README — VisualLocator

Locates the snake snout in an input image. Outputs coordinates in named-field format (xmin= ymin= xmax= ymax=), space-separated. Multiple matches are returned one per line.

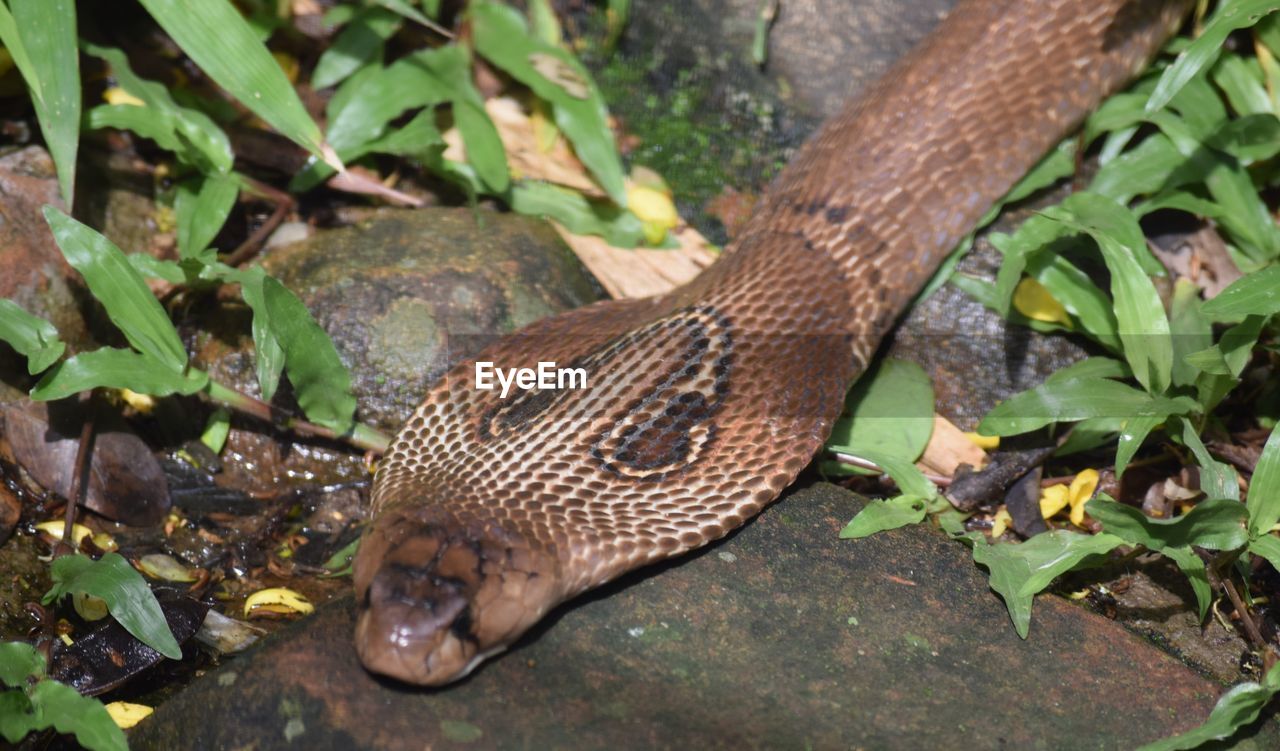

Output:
xmin=352 ymin=506 xmax=561 ymax=686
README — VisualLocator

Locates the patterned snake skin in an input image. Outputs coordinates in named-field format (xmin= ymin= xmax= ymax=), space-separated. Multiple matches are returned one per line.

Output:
xmin=353 ymin=0 xmax=1192 ymax=685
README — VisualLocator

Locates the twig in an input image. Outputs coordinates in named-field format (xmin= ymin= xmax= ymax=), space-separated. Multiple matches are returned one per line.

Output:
xmin=222 ymin=176 xmax=296 ymax=268
xmin=1222 ymin=576 xmax=1267 ymax=651
xmin=203 ymin=380 xmax=390 ymax=454
xmin=59 ymin=394 xmax=98 ymax=557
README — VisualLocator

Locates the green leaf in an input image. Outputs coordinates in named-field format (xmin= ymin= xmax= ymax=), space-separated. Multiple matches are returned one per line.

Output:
xmin=262 ymin=277 xmax=356 ymax=434
xmin=31 ymin=349 xmax=209 ymax=401
xmin=838 ymin=446 xmax=937 ymax=501
xmin=1169 ymin=280 xmax=1214 ymax=388
xmin=311 ymin=7 xmax=401 ymax=90
xmin=135 ymin=0 xmax=334 ymax=167
xmin=228 ymin=268 xmax=285 ymax=402
xmin=826 ymin=358 xmax=935 ymax=465
xmin=1039 ymin=194 xmax=1172 ymax=393
xmin=1201 ymin=266 xmax=1280 ymax=321
xmin=0 ymin=690 xmax=38 ymax=744
xmin=969 ymin=531 xmax=1125 ymax=638
xmin=1090 ymin=134 xmax=1184 ymax=204
xmin=200 ymin=407 xmax=232 ymax=454
xmin=471 ymin=1 xmax=625 ymax=204
xmin=0 ymin=301 xmax=65 ymax=375
xmin=979 ymin=376 xmax=1197 ymax=437
xmin=83 ymin=43 xmax=234 ymax=174
xmin=1247 ymin=427 xmax=1280 ymax=537
xmin=839 ymin=496 xmax=929 ymax=539
xmin=1248 ymin=533 xmax=1280 ymax=573
xmin=1087 ymin=495 xmax=1248 ymax=551
xmin=11 ymin=0 xmax=79 ymax=207
xmin=1136 ymin=666 xmax=1280 ymax=751
xmin=1176 ymin=417 xmax=1240 ymax=502
xmin=175 ymin=173 xmax=240 ymax=260
xmin=0 ymin=2 xmax=43 ymax=105
xmin=324 ymin=56 xmax=450 ymax=159
xmin=1115 ymin=415 xmax=1164 ymax=478
xmin=1162 ymin=546 xmax=1212 ymax=621
xmin=42 ymin=207 xmax=187 ymax=372
xmin=0 ymin=642 xmax=46 ymax=686
xmin=1146 ymin=0 xmax=1280 ymax=114
xmin=321 ymin=537 xmax=360 ymax=578
xmin=1213 ymin=54 xmax=1272 ymax=117
xmin=44 ymin=553 xmax=182 ymax=660
xmin=415 ymin=45 xmax=509 ymax=194
xmin=29 ymin=680 xmax=128 ymax=751
xmin=509 ymin=181 xmax=644 ymax=246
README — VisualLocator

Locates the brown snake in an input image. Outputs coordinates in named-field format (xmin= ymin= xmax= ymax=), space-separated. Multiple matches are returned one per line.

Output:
xmin=352 ymin=0 xmax=1192 ymax=685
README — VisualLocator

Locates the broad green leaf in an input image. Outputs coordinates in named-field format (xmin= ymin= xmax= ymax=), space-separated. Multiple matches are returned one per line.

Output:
xmin=1086 ymin=495 xmax=1248 ymax=551
xmin=227 ymin=267 xmax=285 ymax=402
xmin=1161 ymin=546 xmax=1212 ymax=621
xmin=1249 ymin=533 xmax=1280 ymax=573
xmin=0 ymin=690 xmax=37 ymax=744
xmin=83 ymin=43 xmax=233 ymax=174
xmin=1025 ymin=252 xmax=1121 ymax=351
xmin=1247 ymin=427 xmax=1280 ymax=536
xmin=470 ymin=1 xmax=626 ymax=204
xmin=1213 ymin=54 xmax=1272 ymax=117
xmin=42 ymin=207 xmax=187 ymax=372
xmin=262 ymin=277 xmax=356 ymax=434
xmin=30 ymin=348 xmax=209 ymax=401
xmin=510 ymin=181 xmax=644 ymax=247
xmin=414 ymin=45 xmax=509 ymax=194
xmin=1040 ymin=194 xmax=1172 ymax=393
xmin=358 ymin=108 xmax=445 ymax=160
xmin=11 ymin=0 xmax=79 ymax=207
xmin=1176 ymin=417 xmax=1241 ymax=502
xmin=1146 ymin=0 xmax=1280 ymax=114
xmin=1169 ymin=280 xmax=1213 ymax=389
xmin=0 ymin=642 xmax=46 ymax=686
xmin=1115 ymin=414 xmax=1164 ymax=478
xmin=969 ymin=530 xmax=1125 ymax=638
xmin=175 ymin=173 xmax=240 ymax=260
xmin=1201 ymin=266 xmax=1280 ymax=321
xmin=0 ymin=301 xmax=65 ymax=374
xmin=1056 ymin=415 xmax=1128 ymax=456
xmin=28 ymin=680 xmax=128 ymax=751
xmin=200 ymin=407 xmax=231 ymax=454
xmin=839 ymin=496 xmax=929 ymax=539
xmin=826 ymin=358 xmax=934 ymax=465
xmin=1090 ymin=134 xmax=1184 ymax=203
xmin=324 ymin=55 xmax=450 ymax=158
xmin=44 ymin=553 xmax=181 ymax=660
xmin=135 ymin=0 xmax=334 ymax=167
xmin=979 ymin=376 xmax=1196 ymax=436
xmin=311 ymin=7 xmax=401 ymax=90
xmin=1136 ymin=667 xmax=1280 ymax=751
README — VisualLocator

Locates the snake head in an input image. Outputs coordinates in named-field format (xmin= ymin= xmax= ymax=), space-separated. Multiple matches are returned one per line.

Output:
xmin=352 ymin=504 xmax=560 ymax=685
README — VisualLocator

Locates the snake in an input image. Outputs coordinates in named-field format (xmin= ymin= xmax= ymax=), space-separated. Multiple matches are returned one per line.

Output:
xmin=352 ymin=0 xmax=1192 ymax=685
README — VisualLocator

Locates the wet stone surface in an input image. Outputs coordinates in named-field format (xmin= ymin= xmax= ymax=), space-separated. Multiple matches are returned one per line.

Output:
xmin=130 ymin=482 xmax=1274 ymax=750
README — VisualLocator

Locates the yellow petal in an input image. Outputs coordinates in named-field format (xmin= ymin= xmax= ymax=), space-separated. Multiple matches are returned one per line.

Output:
xmin=1067 ymin=468 xmax=1100 ymax=527
xmin=627 ymin=185 xmax=679 ymax=245
xmin=1013 ymin=277 xmax=1072 ymax=326
xmin=244 ymin=587 xmax=314 ymax=618
xmin=105 ymin=701 xmax=153 ymax=729
xmin=104 ymin=87 xmax=145 ymax=107
xmin=35 ymin=520 xmax=93 ymax=547
xmin=1039 ymin=484 xmax=1070 ymax=519
xmin=73 ymin=591 xmax=109 ymax=621
xmin=990 ymin=508 xmax=1012 ymax=537
xmin=119 ymin=388 xmax=156 ymax=413
xmin=963 ymin=431 xmax=1000 ymax=450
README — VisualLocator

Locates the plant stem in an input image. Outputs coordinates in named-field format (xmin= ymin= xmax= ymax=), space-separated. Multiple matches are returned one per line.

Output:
xmin=203 ymin=379 xmax=391 ymax=454
xmin=1222 ymin=575 xmax=1267 ymax=650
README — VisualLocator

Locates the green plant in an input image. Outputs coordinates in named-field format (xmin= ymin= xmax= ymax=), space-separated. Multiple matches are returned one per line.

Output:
xmin=0 ymin=642 xmax=127 ymax=751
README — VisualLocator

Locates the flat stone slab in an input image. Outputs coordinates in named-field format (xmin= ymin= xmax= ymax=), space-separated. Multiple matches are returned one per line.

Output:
xmin=132 ymin=483 xmax=1275 ymax=749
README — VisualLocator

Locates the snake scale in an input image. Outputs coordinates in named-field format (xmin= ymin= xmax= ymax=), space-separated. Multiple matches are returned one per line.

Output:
xmin=352 ymin=0 xmax=1192 ymax=685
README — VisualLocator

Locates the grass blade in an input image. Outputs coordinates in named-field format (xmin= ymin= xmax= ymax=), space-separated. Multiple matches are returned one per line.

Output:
xmin=11 ymin=0 xmax=79 ymax=207
xmin=175 ymin=173 xmax=240 ymax=260
xmin=135 ymin=0 xmax=337 ymax=168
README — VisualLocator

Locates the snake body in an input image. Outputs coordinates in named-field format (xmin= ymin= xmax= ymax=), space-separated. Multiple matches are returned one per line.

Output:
xmin=353 ymin=0 xmax=1191 ymax=685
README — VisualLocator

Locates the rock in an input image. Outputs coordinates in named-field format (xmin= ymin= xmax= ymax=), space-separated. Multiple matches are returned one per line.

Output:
xmin=198 ymin=208 xmax=604 ymax=435
xmin=129 ymin=483 xmax=1271 ymax=750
